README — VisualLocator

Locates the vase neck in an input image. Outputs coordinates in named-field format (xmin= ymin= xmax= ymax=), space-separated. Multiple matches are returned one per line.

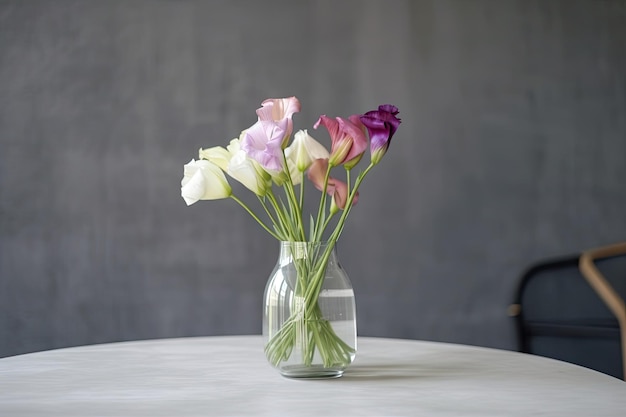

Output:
xmin=278 ymin=241 xmax=337 ymax=262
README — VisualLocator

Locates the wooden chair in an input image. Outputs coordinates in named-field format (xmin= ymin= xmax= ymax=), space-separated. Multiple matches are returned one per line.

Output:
xmin=510 ymin=242 xmax=626 ymax=380
xmin=579 ymin=242 xmax=626 ymax=380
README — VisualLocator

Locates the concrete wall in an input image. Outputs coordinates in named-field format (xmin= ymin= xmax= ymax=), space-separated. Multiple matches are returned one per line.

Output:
xmin=1 ymin=0 xmax=625 ymax=357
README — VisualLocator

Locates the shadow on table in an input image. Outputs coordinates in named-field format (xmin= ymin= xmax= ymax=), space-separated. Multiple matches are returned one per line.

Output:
xmin=342 ymin=360 xmax=484 ymax=382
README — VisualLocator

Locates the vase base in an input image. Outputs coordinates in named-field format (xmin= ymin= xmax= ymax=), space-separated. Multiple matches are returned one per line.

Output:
xmin=279 ymin=365 xmax=345 ymax=379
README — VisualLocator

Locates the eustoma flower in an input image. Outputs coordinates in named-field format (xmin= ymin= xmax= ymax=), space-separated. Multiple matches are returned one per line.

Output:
xmin=307 ymin=158 xmax=358 ymax=210
xmin=359 ymin=104 xmax=402 ymax=165
xmin=240 ymin=121 xmax=288 ymax=172
xmin=200 ymin=138 xmax=271 ymax=196
xmin=256 ymin=97 xmax=301 ymax=142
xmin=285 ymin=129 xmax=330 ymax=176
xmin=180 ymin=159 xmax=232 ymax=205
xmin=314 ymin=114 xmax=368 ymax=169
xmin=241 ymin=97 xmax=301 ymax=171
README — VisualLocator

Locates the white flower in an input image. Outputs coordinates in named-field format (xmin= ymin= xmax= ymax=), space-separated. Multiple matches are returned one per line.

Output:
xmin=181 ymin=159 xmax=232 ymax=205
xmin=227 ymin=149 xmax=271 ymax=196
xmin=200 ymin=137 xmax=271 ymax=196
xmin=198 ymin=146 xmax=230 ymax=171
xmin=285 ymin=130 xmax=330 ymax=173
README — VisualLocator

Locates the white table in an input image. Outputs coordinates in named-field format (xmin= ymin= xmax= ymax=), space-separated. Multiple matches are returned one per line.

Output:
xmin=1 ymin=336 xmax=625 ymax=416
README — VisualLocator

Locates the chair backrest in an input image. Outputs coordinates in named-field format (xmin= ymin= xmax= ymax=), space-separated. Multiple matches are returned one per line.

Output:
xmin=579 ymin=242 xmax=626 ymax=379
xmin=510 ymin=242 xmax=626 ymax=380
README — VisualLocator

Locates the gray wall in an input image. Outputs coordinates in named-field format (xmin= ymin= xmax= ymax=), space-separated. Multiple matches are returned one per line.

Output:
xmin=1 ymin=0 xmax=625 ymax=358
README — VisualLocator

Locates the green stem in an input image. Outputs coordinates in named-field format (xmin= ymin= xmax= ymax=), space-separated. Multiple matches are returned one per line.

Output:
xmin=258 ymin=196 xmax=287 ymax=240
xmin=281 ymin=153 xmax=306 ymax=241
xmin=318 ymin=211 xmax=336 ymax=239
xmin=264 ymin=164 xmax=378 ymax=370
xmin=327 ymin=163 xmax=375 ymax=243
xmin=299 ymin=172 xmax=305 ymax=215
xmin=230 ymin=195 xmax=281 ymax=240
xmin=313 ymin=164 xmax=332 ymax=241
xmin=266 ymin=190 xmax=296 ymax=240
xmin=301 ymin=164 xmax=376 ymax=316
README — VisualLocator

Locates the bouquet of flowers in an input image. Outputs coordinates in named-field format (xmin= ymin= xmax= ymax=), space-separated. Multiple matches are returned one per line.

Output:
xmin=181 ymin=97 xmax=401 ymax=372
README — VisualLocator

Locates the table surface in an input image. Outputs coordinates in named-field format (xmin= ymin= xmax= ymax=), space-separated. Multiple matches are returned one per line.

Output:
xmin=1 ymin=335 xmax=625 ymax=417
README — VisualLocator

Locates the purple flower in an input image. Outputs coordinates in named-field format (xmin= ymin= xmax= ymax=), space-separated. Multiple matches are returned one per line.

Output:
xmin=241 ymin=120 xmax=287 ymax=172
xmin=360 ymin=104 xmax=401 ymax=165
xmin=241 ymin=97 xmax=302 ymax=172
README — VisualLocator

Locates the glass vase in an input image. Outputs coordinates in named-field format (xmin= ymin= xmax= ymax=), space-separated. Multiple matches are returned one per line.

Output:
xmin=262 ymin=241 xmax=357 ymax=378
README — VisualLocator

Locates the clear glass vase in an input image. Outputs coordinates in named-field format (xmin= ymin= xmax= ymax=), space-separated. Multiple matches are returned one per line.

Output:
xmin=262 ymin=241 xmax=357 ymax=378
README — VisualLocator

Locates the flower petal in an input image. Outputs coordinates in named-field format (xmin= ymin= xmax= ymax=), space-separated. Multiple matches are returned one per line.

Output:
xmin=257 ymin=97 xmax=301 ymax=137
xmin=241 ymin=120 xmax=286 ymax=172
xmin=227 ymin=150 xmax=269 ymax=196
xmin=306 ymin=158 xmax=358 ymax=210
xmin=315 ymin=114 xmax=367 ymax=167
xmin=285 ymin=129 xmax=330 ymax=172
xmin=306 ymin=158 xmax=330 ymax=193
xmin=199 ymin=146 xmax=231 ymax=171
xmin=181 ymin=159 xmax=232 ymax=205
xmin=360 ymin=104 xmax=402 ymax=164
xmin=227 ymin=137 xmax=243 ymax=154
xmin=330 ymin=179 xmax=359 ymax=210
xmin=339 ymin=115 xmax=368 ymax=166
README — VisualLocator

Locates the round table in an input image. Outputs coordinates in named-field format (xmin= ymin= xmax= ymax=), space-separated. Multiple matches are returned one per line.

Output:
xmin=0 ymin=336 xmax=624 ymax=416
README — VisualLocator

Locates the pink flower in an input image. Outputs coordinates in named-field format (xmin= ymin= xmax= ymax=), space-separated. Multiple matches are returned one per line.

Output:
xmin=256 ymin=97 xmax=301 ymax=146
xmin=307 ymin=158 xmax=359 ymax=210
xmin=314 ymin=115 xmax=368 ymax=168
